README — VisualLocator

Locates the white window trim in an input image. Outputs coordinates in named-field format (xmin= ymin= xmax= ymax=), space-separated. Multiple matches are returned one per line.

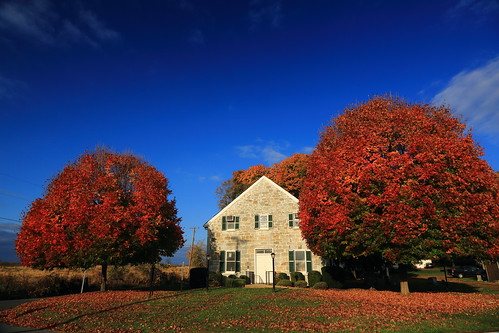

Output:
xmin=293 ymin=250 xmax=307 ymax=273
xmin=259 ymin=214 xmax=269 ymax=230
xmin=290 ymin=213 xmax=300 ymax=228
xmin=225 ymin=250 xmax=237 ymax=273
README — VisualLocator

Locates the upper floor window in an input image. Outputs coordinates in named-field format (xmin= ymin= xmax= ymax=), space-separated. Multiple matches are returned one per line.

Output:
xmin=288 ymin=213 xmax=300 ymax=228
xmin=222 ymin=216 xmax=239 ymax=230
xmin=255 ymin=214 xmax=273 ymax=229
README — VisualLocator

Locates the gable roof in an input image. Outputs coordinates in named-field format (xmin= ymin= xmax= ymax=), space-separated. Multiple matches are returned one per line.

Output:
xmin=204 ymin=176 xmax=298 ymax=228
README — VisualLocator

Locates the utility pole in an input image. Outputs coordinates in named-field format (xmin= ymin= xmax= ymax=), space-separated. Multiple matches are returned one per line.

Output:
xmin=188 ymin=227 xmax=199 ymax=272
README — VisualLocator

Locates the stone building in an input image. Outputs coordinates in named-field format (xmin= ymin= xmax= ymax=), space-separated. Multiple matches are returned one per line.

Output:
xmin=204 ymin=176 xmax=322 ymax=283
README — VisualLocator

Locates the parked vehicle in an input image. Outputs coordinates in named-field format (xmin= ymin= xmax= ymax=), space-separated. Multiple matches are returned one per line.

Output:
xmin=449 ymin=266 xmax=486 ymax=279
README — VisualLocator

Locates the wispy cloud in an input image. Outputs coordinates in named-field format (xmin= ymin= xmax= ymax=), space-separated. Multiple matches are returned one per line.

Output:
xmin=0 ymin=188 xmax=30 ymax=200
xmin=432 ymin=56 xmax=499 ymax=138
xmin=0 ymin=74 xmax=27 ymax=100
xmin=0 ymin=0 xmax=121 ymax=48
xmin=301 ymin=147 xmax=314 ymax=154
xmin=236 ymin=140 xmax=288 ymax=165
xmin=249 ymin=0 xmax=283 ymax=31
xmin=444 ymin=0 xmax=499 ymax=25
xmin=78 ymin=9 xmax=121 ymax=43
xmin=188 ymin=29 xmax=205 ymax=45
xmin=0 ymin=223 xmax=20 ymax=234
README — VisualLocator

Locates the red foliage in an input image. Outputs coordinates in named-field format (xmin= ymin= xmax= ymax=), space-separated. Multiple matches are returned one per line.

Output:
xmin=300 ymin=96 xmax=499 ymax=263
xmin=16 ymin=148 xmax=184 ymax=271
xmin=216 ymin=153 xmax=310 ymax=208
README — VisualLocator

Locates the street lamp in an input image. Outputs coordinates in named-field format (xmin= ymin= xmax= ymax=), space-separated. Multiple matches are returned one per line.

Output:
xmin=206 ymin=254 xmax=211 ymax=291
xmin=271 ymin=252 xmax=276 ymax=292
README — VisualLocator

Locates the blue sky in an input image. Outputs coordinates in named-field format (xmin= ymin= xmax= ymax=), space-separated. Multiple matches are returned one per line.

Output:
xmin=1 ymin=0 xmax=498 ymax=264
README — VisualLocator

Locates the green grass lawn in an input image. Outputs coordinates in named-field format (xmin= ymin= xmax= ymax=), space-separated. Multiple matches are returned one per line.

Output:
xmin=1 ymin=286 xmax=498 ymax=332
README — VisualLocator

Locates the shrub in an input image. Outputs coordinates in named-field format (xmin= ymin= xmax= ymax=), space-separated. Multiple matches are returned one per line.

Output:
xmin=228 ymin=274 xmax=237 ymax=279
xmin=276 ymin=279 xmax=292 ymax=287
xmin=294 ymin=280 xmax=308 ymax=288
xmin=276 ymin=272 xmax=289 ymax=282
xmin=313 ymin=281 xmax=328 ymax=290
xmin=239 ymin=275 xmax=250 ymax=284
xmin=308 ymin=270 xmax=322 ymax=287
xmin=189 ymin=267 xmax=208 ymax=289
xmin=321 ymin=267 xmax=344 ymax=289
xmin=290 ymin=271 xmax=305 ymax=282
xmin=209 ymin=272 xmax=223 ymax=287
xmin=224 ymin=278 xmax=245 ymax=288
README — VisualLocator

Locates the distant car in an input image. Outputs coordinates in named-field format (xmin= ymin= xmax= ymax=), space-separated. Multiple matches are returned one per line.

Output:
xmin=424 ymin=262 xmax=434 ymax=269
xmin=449 ymin=266 xmax=486 ymax=279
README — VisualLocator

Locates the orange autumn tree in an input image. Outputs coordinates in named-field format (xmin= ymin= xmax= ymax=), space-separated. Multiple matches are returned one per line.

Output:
xmin=216 ymin=154 xmax=310 ymax=209
xmin=299 ymin=96 xmax=499 ymax=292
xmin=16 ymin=148 xmax=184 ymax=291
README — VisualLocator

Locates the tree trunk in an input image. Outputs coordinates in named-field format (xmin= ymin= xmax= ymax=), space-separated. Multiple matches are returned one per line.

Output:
xmin=149 ymin=263 xmax=156 ymax=298
xmin=399 ymin=264 xmax=410 ymax=295
xmin=81 ymin=269 xmax=87 ymax=293
xmin=100 ymin=263 xmax=108 ymax=292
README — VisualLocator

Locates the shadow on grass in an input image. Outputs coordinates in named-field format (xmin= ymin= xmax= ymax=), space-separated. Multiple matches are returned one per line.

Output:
xmin=32 ymin=291 xmax=188 ymax=333
xmin=343 ymin=277 xmax=481 ymax=293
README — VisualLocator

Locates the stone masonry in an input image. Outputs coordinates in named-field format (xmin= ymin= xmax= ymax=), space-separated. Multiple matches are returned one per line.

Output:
xmin=204 ymin=176 xmax=322 ymax=279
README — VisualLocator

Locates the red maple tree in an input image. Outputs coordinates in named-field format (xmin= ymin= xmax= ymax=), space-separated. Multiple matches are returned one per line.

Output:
xmin=299 ymin=96 xmax=498 ymax=286
xmin=216 ymin=154 xmax=310 ymax=208
xmin=16 ymin=148 xmax=184 ymax=290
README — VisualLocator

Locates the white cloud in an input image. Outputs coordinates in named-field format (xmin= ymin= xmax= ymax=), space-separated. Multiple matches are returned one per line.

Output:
xmin=0 ymin=0 xmax=56 ymax=45
xmin=432 ymin=56 xmax=499 ymax=138
xmin=249 ymin=0 xmax=283 ymax=31
xmin=78 ymin=9 xmax=121 ymax=42
xmin=0 ymin=0 xmax=121 ymax=47
xmin=445 ymin=0 xmax=499 ymax=24
xmin=236 ymin=141 xmax=288 ymax=165
xmin=188 ymin=29 xmax=205 ymax=45
xmin=0 ymin=74 xmax=27 ymax=100
xmin=301 ymin=146 xmax=314 ymax=154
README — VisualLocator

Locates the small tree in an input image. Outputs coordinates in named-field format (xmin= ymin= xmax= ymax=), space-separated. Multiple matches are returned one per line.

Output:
xmin=300 ymin=96 xmax=499 ymax=294
xmin=187 ymin=241 xmax=207 ymax=268
xmin=16 ymin=147 xmax=185 ymax=291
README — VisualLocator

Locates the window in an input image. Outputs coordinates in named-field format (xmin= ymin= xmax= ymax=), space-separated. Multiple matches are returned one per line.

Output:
xmin=255 ymin=214 xmax=273 ymax=229
xmin=226 ymin=251 xmax=237 ymax=272
xmin=288 ymin=250 xmax=312 ymax=273
xmin=288 ymin=213 xmax=300 ymax=228
xmin=219 ymin=250 xmax=240 ymax=273
xmin=222 ymin=216 xmax=239 ymax=230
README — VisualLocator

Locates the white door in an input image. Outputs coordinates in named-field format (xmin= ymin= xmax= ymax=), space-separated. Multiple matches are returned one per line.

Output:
xmin=255 ymin=249 xmax=273 ymax=284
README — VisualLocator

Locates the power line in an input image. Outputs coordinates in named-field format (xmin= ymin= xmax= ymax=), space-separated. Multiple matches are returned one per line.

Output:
xmin=0 ymin=216 xmax=21 ymax=223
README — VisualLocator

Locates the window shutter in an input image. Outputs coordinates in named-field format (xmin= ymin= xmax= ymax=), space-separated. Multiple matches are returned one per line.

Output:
xmin=268 ymin=215 xmax=273 ymax=228
xmin=222 ymin=216 xmax=226 ymax=231
xmin=306 ymin=251 xmax=312 ymax=272
xmin=235 ymin=250 xmax=241 ymax=272
xmin=219 ymin=251 xmax=226 ymax=273
xmin=235 ymin=216 xmax=240 ymax=229
xmin=288 ymin=250 xmax=295 ymax=273
xmin=288 ymin=214 xmax=293 ymax=227
xmin=254 ymin=215 xmax=259 ymax=229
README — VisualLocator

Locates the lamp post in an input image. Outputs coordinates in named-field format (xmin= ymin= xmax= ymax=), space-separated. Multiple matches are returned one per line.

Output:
xmin=206 ymin=254 xmax=211 ymax=291
xmin=271 ymin=252 xmax=276 ymax=292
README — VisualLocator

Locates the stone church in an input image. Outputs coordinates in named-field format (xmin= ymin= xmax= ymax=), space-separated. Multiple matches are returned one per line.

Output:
xmin=204 ymin=176 xmax=322 ymax=283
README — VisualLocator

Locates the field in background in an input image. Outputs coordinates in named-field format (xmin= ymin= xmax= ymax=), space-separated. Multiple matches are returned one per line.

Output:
xmin=0 ymin=262 xmax=189 ymax=299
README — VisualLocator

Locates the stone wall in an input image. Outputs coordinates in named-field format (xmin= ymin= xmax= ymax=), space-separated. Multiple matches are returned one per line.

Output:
xmin=205 ymin=177 xmax=322 ymax=278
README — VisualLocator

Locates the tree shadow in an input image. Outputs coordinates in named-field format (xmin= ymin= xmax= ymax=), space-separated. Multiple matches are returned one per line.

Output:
xmin=35 ymin=291 xmax=188 ymax=332
xmin=343 ymin=277 xmax=481 ymax=293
